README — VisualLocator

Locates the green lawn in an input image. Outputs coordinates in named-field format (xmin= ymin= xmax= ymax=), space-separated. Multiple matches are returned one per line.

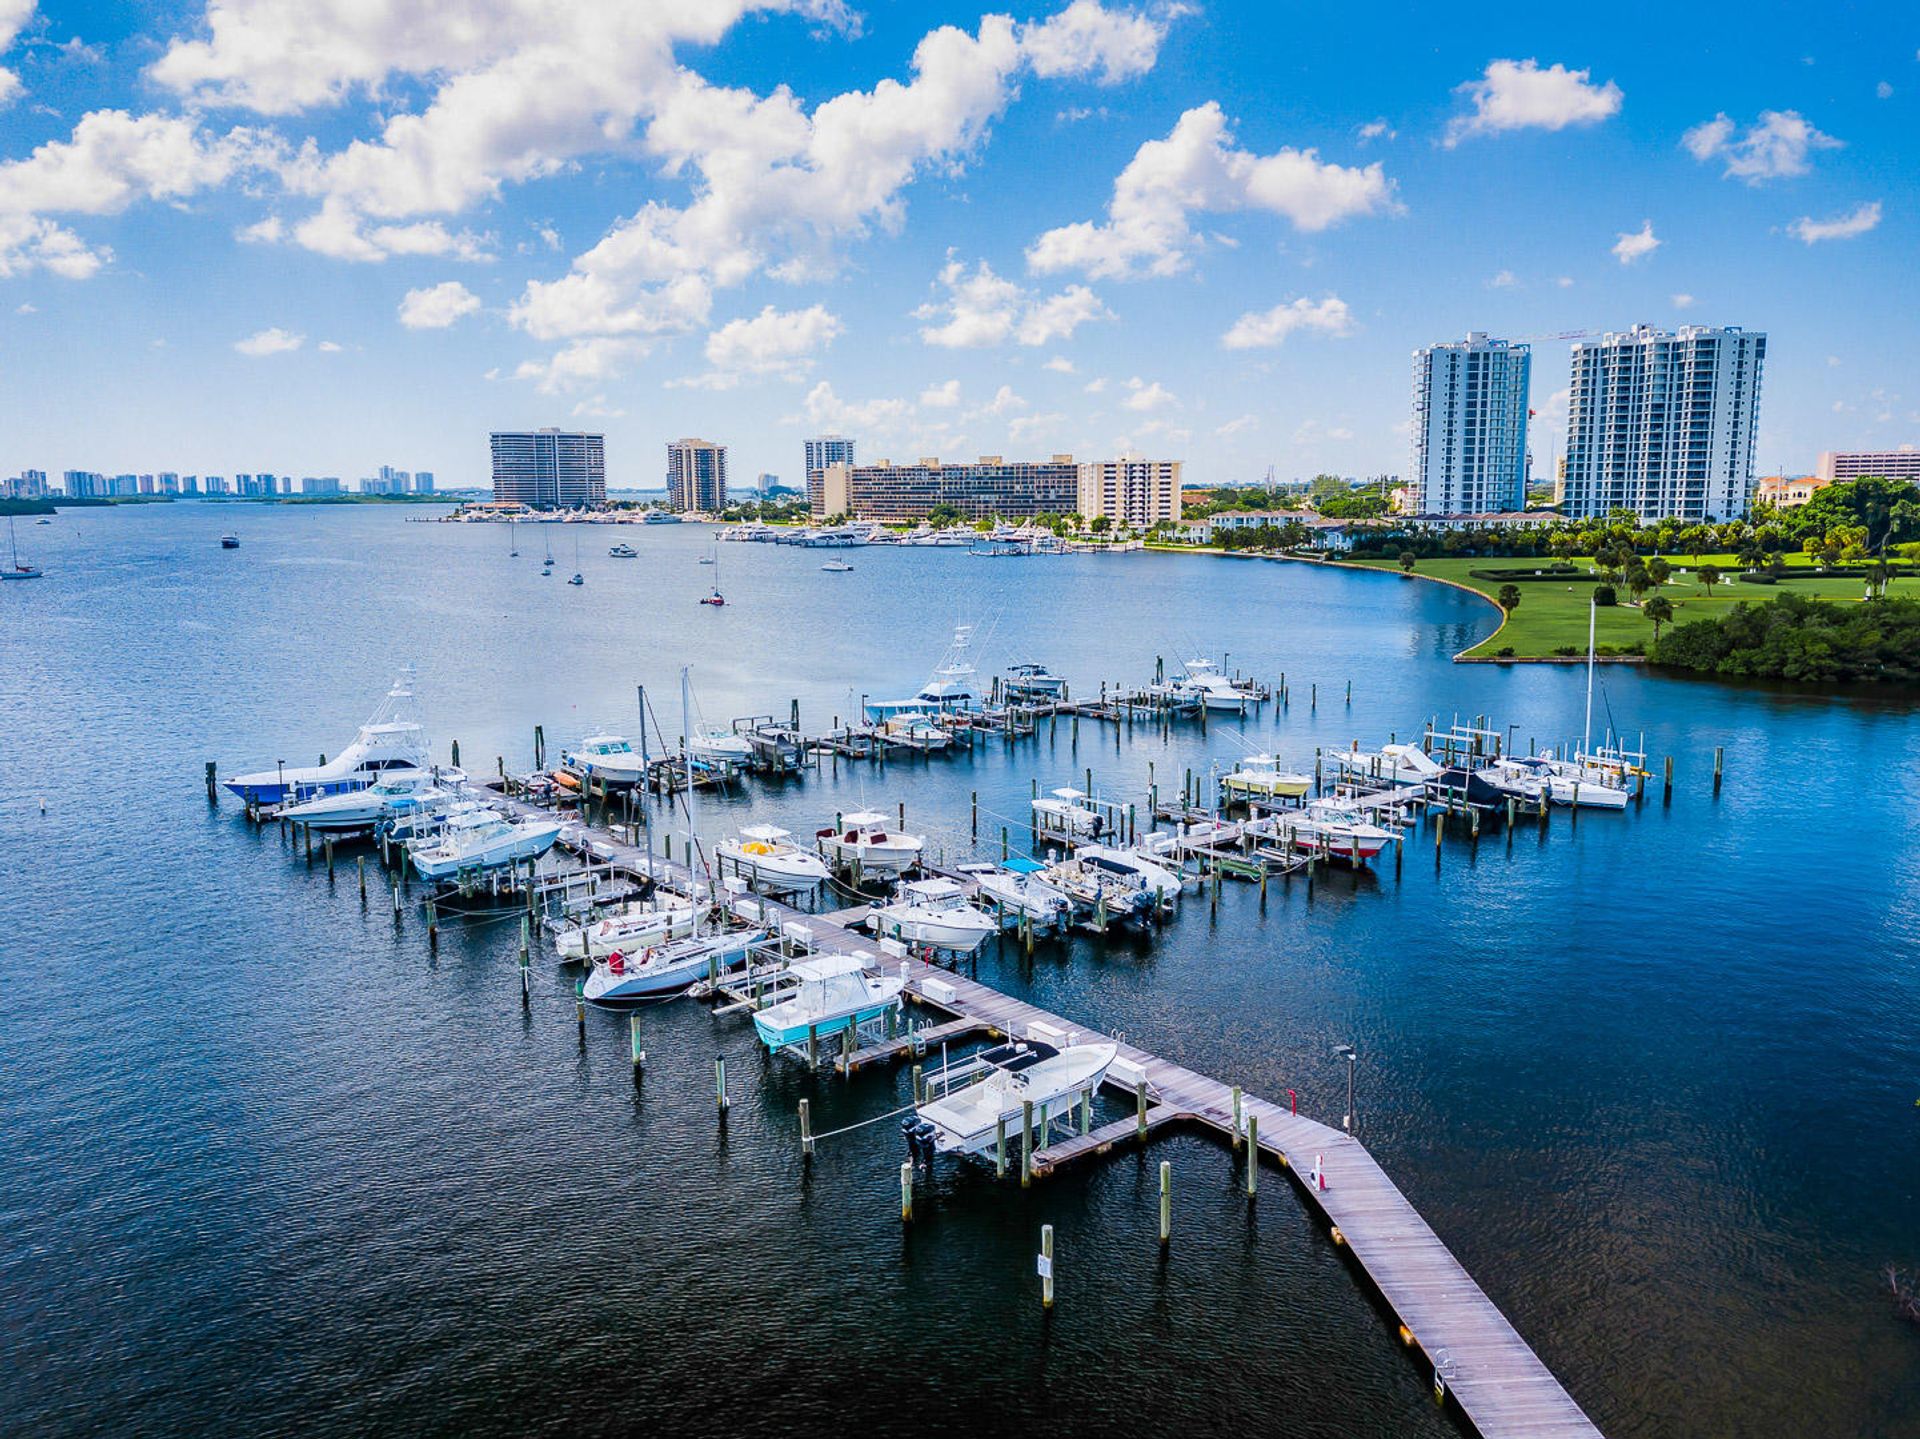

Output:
xmin=1344 ymin=554 xmax=1920 ymax=660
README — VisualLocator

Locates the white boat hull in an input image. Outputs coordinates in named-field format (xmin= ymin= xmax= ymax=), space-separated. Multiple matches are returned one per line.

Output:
xmin=555 ymin=905 xmax=696 ymax=960
xmin=870 ymin=907 xmax=996 ymax=953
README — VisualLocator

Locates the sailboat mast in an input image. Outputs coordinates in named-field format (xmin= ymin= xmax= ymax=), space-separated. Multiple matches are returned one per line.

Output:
xmin=1582 ymin=598 xmax=1596 ymax=755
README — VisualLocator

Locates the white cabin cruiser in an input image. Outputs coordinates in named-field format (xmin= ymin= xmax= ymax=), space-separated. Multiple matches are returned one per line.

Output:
xmin=410 ymin=808 xmax=563 ymax=879
xmin=553 ymin=901 xmax=698 ymax=961
xmin=686 ymin=726 xmax=753 ymax=763
xmin=909 ymin=1039 xmax=1118 ymax=1157
xmin=561 ymin=732 xmax=647 ymax=788
xmin=868 ymin=622 xmax=980 ymax=718
xmin=1031 ymin=787 xmax=1107 ymax=840
xmin=225 ymin=672 xmax=433 ymax=805
xmin=814 ymin=812 xmax=924 ymax=875
xmin=1262 ymin=800 xmax=1395 ymax=863
xmin=870 ymin=877 xmax=997 ymax=952
xmin=878 ymin=714 xmax=953 ymax=751
xmin=583 ymin=928 xmax=767 ymax=1004
xmin=1039 ymin=854 xmax=1156 ymax=921
xmin=1002 ymin=662 xmax=1067 ymax=698
xmin=280 ymin=770 xmax=464 ymax=832
xmin=752 ymin=956 xmax=906 ymax=1049
xmin=1221 ymin=753 xmax=1311 ymax=802
xmin=717 ymin=825 xmax=830 ymax=887
xmin=1178 ymin=658 xmax=1251 ymax=713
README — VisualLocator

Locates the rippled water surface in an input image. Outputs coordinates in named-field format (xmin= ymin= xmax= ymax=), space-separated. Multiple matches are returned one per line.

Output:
xmin=3 ymin=503 xmax=1918 ymax=1437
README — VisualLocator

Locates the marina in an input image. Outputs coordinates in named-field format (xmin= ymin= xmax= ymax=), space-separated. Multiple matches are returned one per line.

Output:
xmin=8 ymin=507 xmax=1917 ymax=1439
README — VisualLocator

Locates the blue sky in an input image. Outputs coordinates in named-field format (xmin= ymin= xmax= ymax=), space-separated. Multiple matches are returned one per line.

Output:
xmin=0 ymin=0 xmax=1913 ymax=489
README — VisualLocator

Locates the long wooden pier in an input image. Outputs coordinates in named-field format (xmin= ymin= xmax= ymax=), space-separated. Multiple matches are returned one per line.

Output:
xmin=481 ymin=784 xmax=1602 ymax=1439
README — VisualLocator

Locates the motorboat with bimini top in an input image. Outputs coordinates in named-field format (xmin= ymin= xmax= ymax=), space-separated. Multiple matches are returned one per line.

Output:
xmin=752 ymin=955 xmax=906 ymax=1049
xmin=409 ymin=807 xmax=563 ymax=879
xmin=1221 ymin=753 xmax=1311 ymax=802
xmin=878 ymin=713 xmax=952 ymax=751
xmin=224 ymin=671 xmax=433 ymax=805
xmin=1031 ymin=787 xmax=1107 ymax=839
xmin=716 ymin=825 xmax=829 ymax=887
xmin=1071 ymin=845 xmax=1182 ymax=906
xmin=561 ymin=732 xmax=647 ymax=788
xmin=971 ymin=857 xmax=1071 ymax=927
xmin=814 ymin=811 xmax=925 ymax=875
xmin=869 ymin=876 xmax=997 ymax=952
xmin=687 ymin=726 xmax=753 ymax=763
xmin=553 ymin=900 xmax=698 ymax=961
xmin=1001 ymin=661 xmax=1067 ymax=698
xmin=908 ymin=1039 xmax=1118 ymax=1157
xmin=279 ymin=770 xmax=465 ymax=832
xmin=1258 ymin=799 xmax=1396 ymax=863
xmin=867 ymin=621 xmax=981 ymax=719
xmin=583 ymin=927 xmax=769 ymax=1004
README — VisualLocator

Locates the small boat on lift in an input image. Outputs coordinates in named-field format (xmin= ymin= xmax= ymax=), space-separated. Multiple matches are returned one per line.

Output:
xmin=971 ymin=857 xmax=1071 ymax=927
xmin=1002 ymin=661 xmax=1066 ymax=698
xmin=409 ymin=807 xmax=563 ymax=879
xmin=1031 ymin=787 xmax=1107 ymax=839
xmin=908 ymin=1039 xmax=1118 ymax=1157
xmin=583 ymin=928 xmax=769 ymax=1005
xmin=716 ymin=824 xmax=829 ymax=888
xmin=751 ymin=955 xmax=906 ymax=1049
xmin=554 ymin=901 xmax=698 ymax=962
xmin=1221 ymin=753 xmax=1312 ymax=802
xmin=869 ymin=877 xmax=997 ymax=952
xmin=561 ymin=732 xmax=647 ymax=788
xmin=280 ymin=770 xmax=463 ymax=832
xmin=814 ymin=811 xmax=924 ymax=875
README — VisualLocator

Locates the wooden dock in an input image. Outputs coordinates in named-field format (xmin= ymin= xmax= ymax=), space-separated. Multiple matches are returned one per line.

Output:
xmin=478 ymin=784 xmax=1603 ymax=1439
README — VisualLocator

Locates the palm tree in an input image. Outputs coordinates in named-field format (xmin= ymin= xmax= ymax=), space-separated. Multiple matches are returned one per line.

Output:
xmin=1496 ymin=584 xmax=1522 ymax=615
xmin=1698 ymin=563 xmax=1721 ymax=591
xmin=1648 ymin=556 xmax=1671 ymax=588
xmin=1644 ymin=595 xmax=1673 ymax=641
xmin=1398 ymin=550 xmax=1417 ymax=573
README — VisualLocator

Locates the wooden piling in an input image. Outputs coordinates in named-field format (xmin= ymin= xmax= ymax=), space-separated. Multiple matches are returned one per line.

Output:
xmin=996 ymin=1113 xmax=1007 ymax=1177
xmin=1231 ymin=1086 xmax=1243 ymax=1148
xmin=1135 ymin=1077 xmax=1148 ymax=1139
xmin=324 ymin=837 xmax=334 ymax=879
xmin=1040 ymin=1223 xmax=1055 ymax=1310
xmin=630 ymin=1015 xmax=645 ymax=1074
xmin=901 ymin=1160 xmax=914 ymax=1223
xmin=1245 ymin=1113 xmax=1259 ymax=1198
xmin=1663 ymin=754 xmax=1674 ymax=803
xmin=1713 ymin=746 xmax=1724 ymax=795
xmin=426 ymin=896 xmax=438 ymax=949
xmin=1021 ymin=1098 xmax=1034 ymax=1187
xmin=1159 ymin=1160 xmax=1171 ymax=1247
xmin=357 ymin=854 xmax=366 ymax=899
xmin=799 ymin=1098 xmax=813 ymax=1158
xmin=715 ymin=1055 xmax=729 ymax=1112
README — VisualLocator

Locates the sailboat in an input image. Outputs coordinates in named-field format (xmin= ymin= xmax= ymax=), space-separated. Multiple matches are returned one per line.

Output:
xmin=509 ymin=518 xmax=518 ymax=557
xmin=568 ymin=533 xmax=584 ymax=585
xmin=542 ymin=528 xmax=555 ymax=575
xmin=700 ymin=551 xmax=725 ymax=606
xmin=5 ymin=516 xmax=42 ymax=580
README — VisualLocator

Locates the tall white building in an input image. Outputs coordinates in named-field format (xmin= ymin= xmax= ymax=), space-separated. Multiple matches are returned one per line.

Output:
xmin=1562 ymin=324 xmax=1766 ymax=522
xmin=1075 ymin=455 xmax=1182 ymax=527
xmin=666 ymin=437 xmax=727 ymax=512
xmin=1411 ymin=332 xmax=1530 ymax=515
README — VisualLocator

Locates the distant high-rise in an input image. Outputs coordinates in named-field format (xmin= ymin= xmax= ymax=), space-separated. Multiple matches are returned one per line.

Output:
xmin=804 ymin=434 xmax=855 ymax=512
xmin=413 ymin=470 xmax=435 ymax=493
xmin=1816 ymin=448 xmax=1920 ymax=484
xmin=1075 ymin=456 xmax=1183 ymax=527
xmin=6 ymin=469 xmax=48 ymax=499
xmin=491 ymin=429 xmax=607 ymax=509
xmin=1411 ymin=332 xmax=1531 ymax=516
xmin=666 ymin=438 xmax=727 ymax=512
xmin=755 ymin=472 xmax=777 ymax=495
xmin=1562 ymin=324 xmax=1765 ymax=522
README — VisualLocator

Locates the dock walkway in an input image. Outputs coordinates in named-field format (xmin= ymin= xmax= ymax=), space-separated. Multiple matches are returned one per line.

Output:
xmin=483 ymin=784 xmax=1602 ymax=1439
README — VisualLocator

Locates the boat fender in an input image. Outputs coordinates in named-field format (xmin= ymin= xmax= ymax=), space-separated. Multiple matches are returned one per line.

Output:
xmin=609 ymin=951 xmax=625 ymax=975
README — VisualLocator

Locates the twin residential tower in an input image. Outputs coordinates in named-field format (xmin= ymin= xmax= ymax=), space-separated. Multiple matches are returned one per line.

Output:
xmin=1412 ymin=324 xmax=1766 ymax=522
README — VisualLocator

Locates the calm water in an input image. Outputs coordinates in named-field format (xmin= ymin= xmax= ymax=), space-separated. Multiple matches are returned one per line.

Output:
xmin=3 ymin=503 xmax=1918 ymax=1437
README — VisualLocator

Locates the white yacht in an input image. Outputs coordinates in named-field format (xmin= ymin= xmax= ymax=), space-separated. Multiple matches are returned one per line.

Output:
xmin=560 ymin=732 xmax=647 ymax=788
xmin=608 ymin=542 xmax=637 ymax=558
xmin=686 ymin=726 xmax=753 ymax=764
xmin=1001 ymin=662 xmax=1067 ymax=698
xmin=553 ymin=901 xmax=698 ymax=961
xmin=582 ymin=928 xmax=767 ymax=1004
xmin=971 ymin=858 xmax=1071 ymax=927
xmin=870 ymin=877 xmax=997 ymax=952
xmin=409 ymin=808 xmax=563 ymax=879
xmin=1031 ymin=787 xmax=1107 ymax=840
xmin=868 ymin=622 xmax=980 ymax=718
xmin=280 ymin=770 xmax=464 ymax=832
xmin=716 ymin=825 xmax=830 ymax=888
xmin=910 ymin=1039 xmax=1119 ymax=1157
xmin=225 ymin=671 xmax=433 ymax=806
xmin=1260 ymin=799 xmax=1396 ymax=863
xmin=1221 ymin=753 xmax=1312 ymax=802
xmin=879 ymin=714 xmax=952 ymax=751
xmin=821 ymin=559 xmax=854 ymax=573
xmin=752 ymin=956 xmax=906 ymax=1049
xmin=1178 ymin=658 xmax=1251 ymax=713
xmin=814 ymin=811 xmax=924 ymax=875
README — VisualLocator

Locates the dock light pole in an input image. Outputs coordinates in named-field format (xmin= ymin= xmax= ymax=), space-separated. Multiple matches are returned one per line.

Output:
xmin=1334 ymin=1044 xmax=1357 ymax=1134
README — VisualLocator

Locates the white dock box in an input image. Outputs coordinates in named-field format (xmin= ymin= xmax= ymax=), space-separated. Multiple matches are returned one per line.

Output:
xmin=1027 ymin=1020 xmax=1069 ymax=1046
xmin=878 ymin=937 xmax=909 ymax=959
xmin=921 ymin=977 xmax=958 ymax=1006
xmin=781 ymin=921 xmax=814 ymax=951
xmin=1108 ymin=1055 xmax=1148 ymax=1090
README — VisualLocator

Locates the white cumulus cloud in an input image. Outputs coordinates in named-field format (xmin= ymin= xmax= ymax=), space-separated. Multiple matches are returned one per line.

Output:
xmin=1682 ymin=109 xmax=1840 ymax=183
xmin=1121 ymin=376 xmax=1175 ymax=411
xmin=1612 ymin=219 xmax=1660 ymax=264
xmin=1788 ymin=201 xmax=1881 ymax=244
xmin=919 ymin=378 xmax=962 ymax=408
xmin=1220 ymin=294 xmax=1353 ymax=349
xmin=234 ymin=326 xmax=304 ymax=356
xmin=1445 ymin=59 xmax=1621 ymax=145
xmin=675 ymin=302 xmax=843 ymax=388
xmin=1018 ymin=0 xmax=1175 ymax=84
xmin=1027 ymin=101 xmax=1395 ymax=279
xmin=398 ymin=280 xmax=482 ymax=329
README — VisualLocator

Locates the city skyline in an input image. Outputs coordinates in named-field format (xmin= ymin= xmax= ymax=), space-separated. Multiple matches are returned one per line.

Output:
xmin=0 ymin=3 xmax=1913 ymax=487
